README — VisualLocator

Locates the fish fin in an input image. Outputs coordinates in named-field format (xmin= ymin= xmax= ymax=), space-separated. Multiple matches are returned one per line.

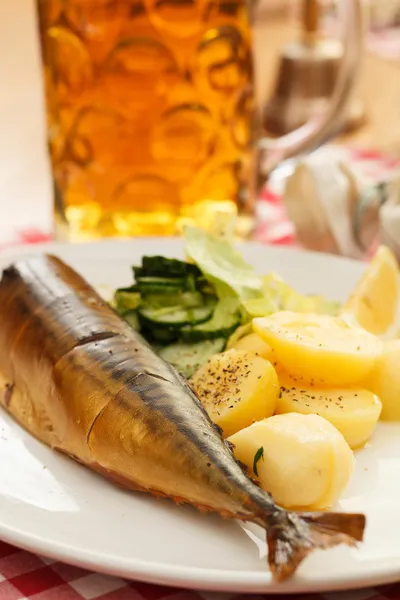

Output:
xmin=267 ymin=511 xmax=365 ymax=582
xmin=299 ymin=511 xmax=365 ymax=543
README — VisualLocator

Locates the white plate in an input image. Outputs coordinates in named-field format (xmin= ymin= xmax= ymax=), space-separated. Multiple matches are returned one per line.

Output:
xmin=0 ymin=239 xmax=399 ymax=594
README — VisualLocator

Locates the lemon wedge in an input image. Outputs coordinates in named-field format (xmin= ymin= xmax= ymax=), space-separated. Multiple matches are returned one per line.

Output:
xmin=342 ymin=246 xmax=400 ymax=339
xmin=253 ymin=311 xmax=381 ymax=386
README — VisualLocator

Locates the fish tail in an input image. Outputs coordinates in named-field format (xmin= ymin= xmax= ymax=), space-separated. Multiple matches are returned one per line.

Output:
xmin=266 ymin=510 xmax=366 ymax=582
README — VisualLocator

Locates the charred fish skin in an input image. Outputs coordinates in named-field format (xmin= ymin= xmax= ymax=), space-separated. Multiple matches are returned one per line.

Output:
xmin=0 ymin=255 xmax=365 ymax=581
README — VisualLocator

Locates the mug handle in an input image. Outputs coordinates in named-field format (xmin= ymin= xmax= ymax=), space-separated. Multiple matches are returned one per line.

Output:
xmin=257 ymin=0 xmax=364 ymax=177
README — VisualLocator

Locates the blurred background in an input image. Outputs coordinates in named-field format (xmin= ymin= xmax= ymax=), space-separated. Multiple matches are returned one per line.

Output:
xmin=0 ymin=0 xmax=399 ymax=254
xmin=254 ymin=0 xmax=400 ymax=150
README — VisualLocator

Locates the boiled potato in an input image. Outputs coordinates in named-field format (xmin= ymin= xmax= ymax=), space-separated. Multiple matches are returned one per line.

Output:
xmin=253 ymin=311 xmax=381 ymax=386
xmin=277 ymin=374 xmax=382 ymax=449
xmin=369 ymin=340 xmax=400 ymax=420
xmin=228 ymin=413 xmax=354 ymax=510
xmin=191 ymin=349 xmax=279 ymax=437
xmin=229 ymin=332 xmax=276 ymax=362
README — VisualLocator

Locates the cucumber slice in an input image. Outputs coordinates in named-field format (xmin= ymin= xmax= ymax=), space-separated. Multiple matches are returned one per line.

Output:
xmin=180 ymin=299 xmax=241 ymax=342
xmin=196 ymin=277 xmax=215 ymax=296
xmin=141 ymin=293 xmax=184 ymax=309
xmin=159 ymin=338 xmax=226 ymax=378
xmin=137 ymin=275 xmax=203 ymax=296
xmin=144 ymin=327 xmax=178 ymax=345
xmin=121 ymin=310 xmax=140 ymax=331
xmin=138 ymin=298 xmax=215 ymax=329
xmin=133 ymin=256 xmax=201 ymax=279
xmin=136 ymin=276 xmax=186 ymax=296
xmin=143 ymin=291 xmax=206 ymax=310
xmin=114 ymin=287 xmax=141 ymax=312
xmin=181 ymin=291 xmax=205 ymax=308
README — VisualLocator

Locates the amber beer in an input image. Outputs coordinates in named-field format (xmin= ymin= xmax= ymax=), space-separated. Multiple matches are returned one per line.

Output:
xmin=36 ymin=0 xmax=255 ymax=239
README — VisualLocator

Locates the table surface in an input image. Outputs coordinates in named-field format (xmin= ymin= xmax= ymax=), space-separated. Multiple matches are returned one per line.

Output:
xmin=0 ymin=2 xmax=400 ymax=599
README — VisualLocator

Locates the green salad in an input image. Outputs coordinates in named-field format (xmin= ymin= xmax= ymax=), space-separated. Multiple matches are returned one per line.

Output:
xmin=113 ymin=226 xmax=341 ymax=378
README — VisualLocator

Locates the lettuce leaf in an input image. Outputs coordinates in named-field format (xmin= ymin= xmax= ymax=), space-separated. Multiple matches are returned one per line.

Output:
xmin=184 ymin=226 xmax=263 ymax=301
xmin=241 ymin=272 xmax=342 ymax=319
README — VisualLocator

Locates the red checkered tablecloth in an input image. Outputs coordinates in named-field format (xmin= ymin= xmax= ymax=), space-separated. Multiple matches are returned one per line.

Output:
xmin=0 ymin=146 xmax=399 ymax=599
xmin=0 ymin=543 xmax=399 ymax=600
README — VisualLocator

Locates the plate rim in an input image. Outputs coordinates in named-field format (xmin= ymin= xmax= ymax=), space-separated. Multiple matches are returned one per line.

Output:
xmin=0 ymin=238 xmax=398 ymax=594
xmin=1 ymin=517 xmax=399 ymax=595
xmin=0 ymin=237 xmax=365 ymax=272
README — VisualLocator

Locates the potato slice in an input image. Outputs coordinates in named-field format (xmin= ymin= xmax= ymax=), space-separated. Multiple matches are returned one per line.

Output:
xmin=369 ymin=340 xmax=400 ymax=420
xmin=253 ymin=311 xmax=381 ymax=386
xmin=229 ymin=332 xmax=276 ymax=362
xmin=191 ymin=349 xmax=279 ymax=437
xmin=277 ymin=374 xmax=382 ymax=449
xmin=228 ymin=413 xmax=354 ymax=510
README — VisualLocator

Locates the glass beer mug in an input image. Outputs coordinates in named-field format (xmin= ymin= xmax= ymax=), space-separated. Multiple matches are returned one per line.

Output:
xmin=36 ymin=0 xmax=362 ymax=240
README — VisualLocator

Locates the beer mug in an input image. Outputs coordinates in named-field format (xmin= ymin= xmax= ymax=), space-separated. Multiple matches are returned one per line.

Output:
xmin=36 ymin=0 xmax=363 ymax=240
